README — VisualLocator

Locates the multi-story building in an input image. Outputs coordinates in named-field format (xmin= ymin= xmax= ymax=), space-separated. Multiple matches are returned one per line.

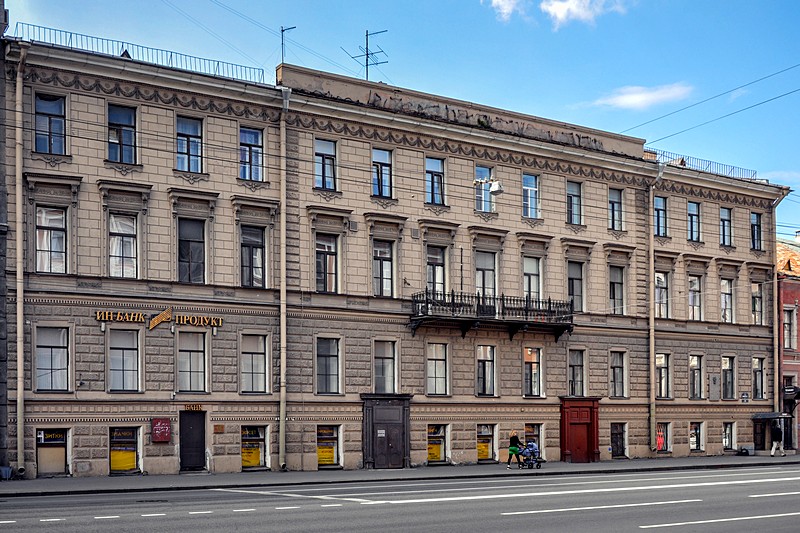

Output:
xmin=777 ymin=238 xmax=800 ymax=449
xmin=1 ymin=25 xmax=789 ymax=478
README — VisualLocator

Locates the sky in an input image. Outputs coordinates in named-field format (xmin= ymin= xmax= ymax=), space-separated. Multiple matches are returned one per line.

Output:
xmin=6 ymin=0 xmax=800 ymax=239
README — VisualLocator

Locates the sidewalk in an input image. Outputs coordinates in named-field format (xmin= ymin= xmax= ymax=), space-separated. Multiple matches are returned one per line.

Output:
xmin=1 ymin=454 xmax=798 ymax=498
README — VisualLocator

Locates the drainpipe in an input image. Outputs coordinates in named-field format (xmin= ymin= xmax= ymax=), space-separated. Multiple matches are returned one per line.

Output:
xmin=278 ymin=86 xmax=291 ymax=471
xmin=773 ymin=193 xmax=787 ymax=414
xmin=15 ymin=43 xmax=29 ymax=476
xmin=648 ymin=164 xmax=664 ymax=451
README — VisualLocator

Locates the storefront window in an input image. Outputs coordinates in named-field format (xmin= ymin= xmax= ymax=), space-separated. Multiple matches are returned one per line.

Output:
xmin=476 ymin=424 xmax=495 ymax=462
xmin=723 ymin=422 xmax=734 ymax=450
xmin=427 ymin=424 xmax=447 ymax=463
xmin=36 ymin=428 xmax=68 ymax=476
xmin=656 ymin=422 xmax=670 ymax=452
xmin=689 ymin=422 xmax=702 ymax=451
xmin=110 ymin=427 xmax=138 ymax=473
xmin=241 ymin=426 xmax=268 ymax=469
xmin=317 ymin=425 xmax=340 ymax=467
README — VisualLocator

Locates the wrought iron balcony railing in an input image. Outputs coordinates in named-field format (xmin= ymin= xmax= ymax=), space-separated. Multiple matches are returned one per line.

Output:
xmin=411 ymin=290 xmax=573 ymax=324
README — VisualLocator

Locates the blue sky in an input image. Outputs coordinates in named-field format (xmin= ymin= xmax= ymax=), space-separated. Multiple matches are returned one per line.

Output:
xmin=7 ymin=0 xmax=800 ymax=238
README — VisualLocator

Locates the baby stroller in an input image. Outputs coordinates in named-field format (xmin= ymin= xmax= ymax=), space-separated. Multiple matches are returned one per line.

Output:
xmin=520 ymin=441 xmax=542 ymax=469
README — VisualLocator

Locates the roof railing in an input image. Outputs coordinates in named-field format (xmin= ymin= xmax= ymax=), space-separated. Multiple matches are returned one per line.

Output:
xmin=645 ymin=146 xmax=763 ymax=182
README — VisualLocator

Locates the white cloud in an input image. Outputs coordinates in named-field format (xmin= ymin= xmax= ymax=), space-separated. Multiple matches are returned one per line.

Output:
xmin=592 ymin=83 xmax=693 ymax=110
xmin=487 ymin=0 xmax=526 ymax=22
xmin=540 ymin=0 xmax=627 ymax=28
xmin=762 ymin=170 xmax=800 ymax=187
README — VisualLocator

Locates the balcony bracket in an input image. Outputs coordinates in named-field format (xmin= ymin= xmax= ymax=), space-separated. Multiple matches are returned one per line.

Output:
xmin=508 ymin=323 xmax=528 ymax=341
xmin=461 ymin=321 xmax=479 ymax=338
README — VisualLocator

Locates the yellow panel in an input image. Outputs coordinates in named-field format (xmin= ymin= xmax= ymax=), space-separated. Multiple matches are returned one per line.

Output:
xmin=110 ymin=448 xmax=136 ymax=471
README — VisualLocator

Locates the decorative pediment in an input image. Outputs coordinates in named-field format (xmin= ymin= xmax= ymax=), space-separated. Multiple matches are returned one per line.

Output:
xmin=97 ymin=179 xmax=152 ymax=214
xmin=419 ymin=219 xmax=459 ymax=246
xmin=231 ymin=195 xmax=279 ymax=226
xmin=469 ymin=226 xmax=508 ymax=251
xmin=561 ymin=237 xmax=595 ymax=261
xmin=517 ymin=232 xmax=553 ymax=258
xmin=363 ymin=213 xmax=407 ymax=239
xmin=167 ymin=187 xmax=218 ymax=219
xmin=603 ymin=243 xmax=635 ymax=266
xmin=307 ymin=205 xmax=352 ymax=234
xmin=25 ymin=173 xmax=83 ymax=207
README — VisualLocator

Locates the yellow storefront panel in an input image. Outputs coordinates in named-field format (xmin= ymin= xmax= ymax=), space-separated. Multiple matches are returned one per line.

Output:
xmin=477 ymin=438 xmax=491 ymax=460
xmin=241 ymin=443 xmax=262 ymax=468
xmin=110 ymin=448 xmax=136 ymax=471
xmin=317 ymin=442 xmax=336 ymax=465
xmin=427 ymin=439 xmax=443 ymax=461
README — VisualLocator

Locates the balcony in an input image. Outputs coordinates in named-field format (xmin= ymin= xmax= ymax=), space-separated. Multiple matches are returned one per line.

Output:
xmin=410 ymin=290 xmax=573 ymax=340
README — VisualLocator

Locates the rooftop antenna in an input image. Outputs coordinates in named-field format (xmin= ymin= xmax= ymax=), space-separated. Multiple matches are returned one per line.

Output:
xmin=281 ymin=25 xmax=296 ymax=64
xmin=342 ymin=29 xmax=388 ymax=81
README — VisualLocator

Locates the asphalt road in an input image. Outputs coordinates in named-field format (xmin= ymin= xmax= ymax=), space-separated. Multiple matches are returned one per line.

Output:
xmin=2 ymin=466 xmax=800 ymax=532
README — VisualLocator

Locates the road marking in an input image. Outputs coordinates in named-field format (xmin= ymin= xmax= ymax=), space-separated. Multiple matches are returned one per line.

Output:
xmin=639 ymin=511 xmax=800 ymax=528
xmin=0 ymin=521 xmax=17 ymax=524
xmin=94 ymin=516 xmax=120 ymax=519
xmin=213 ymin=487 xmax=372 ymax=503
xmin=40 ymin=518 xmax=65 ymax=522
xmin=189 ymin=511 xmax=213 ymax=515
xmin=321 ymin=504 xmax=343 ymax=507
xmin=749 ymin=491 xmax=800 ymax=498
xmin=232 ymin=509 xmax=255 ymax=512
xmin=503 ymin=499 xmax=701 ymax=516
xmin=141 ymin=513 xmax=166 ymax=517
xmin=360 ymin=501 xmax=388 ymax=505
xmin=276 ymin=506 xmax=300 ymax=510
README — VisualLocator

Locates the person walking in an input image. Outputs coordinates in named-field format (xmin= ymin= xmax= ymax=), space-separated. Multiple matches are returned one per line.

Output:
xmin=507 ymin=430 xmax=522 ymax=469
xmin=771 ymin=421 xmax=786 ymax=457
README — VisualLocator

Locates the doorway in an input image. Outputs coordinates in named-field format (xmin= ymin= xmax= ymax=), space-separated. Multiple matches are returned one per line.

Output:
xmin=361 ymin=394 xmax=412 ymax=469
xmin=611 ymin=423 xmax=626 ymax=458
xmin=560 ymin=397 xmax=600 ymax=463
xmin=179 ymin=411 xmax=206 ymax=471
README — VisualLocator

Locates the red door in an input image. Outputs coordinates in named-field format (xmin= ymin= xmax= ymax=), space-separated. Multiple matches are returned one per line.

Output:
xmin=560 ymin=397 xmax=600 ymax=463
xmin=569 ymin=424 xmax=590 ymax=463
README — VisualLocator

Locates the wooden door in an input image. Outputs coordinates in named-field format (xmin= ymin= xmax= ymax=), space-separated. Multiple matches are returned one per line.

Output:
xmin=374 ymin=423 xmax=404 ymax=469
xmin=611 ymin=423 xmax=626 ymax=457
xmin=179 ymin=411 xmax=206 ymax=471
xmin=569 ymin=424 xmax=590 ymax=463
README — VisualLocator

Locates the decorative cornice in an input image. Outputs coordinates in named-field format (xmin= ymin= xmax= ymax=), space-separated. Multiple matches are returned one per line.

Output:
xmin=424 ymin=203 xmax=450 ymax=216
xmin=237 ymin=178 xmax=270 ymax=192
xmin=173 ymin=171 xmax=210 ymax=185
xmin=474 ymin=210 xmax=499 ymax=223
xmin=521 ymin=217 xmax=544 ymax=228
xmin=370 ymin=196 xmax=399 ymax=209
xmin=104 ymin=161 xmax=143 ymax=177
xmin=313 ymin=188 xmax=343 ymax=202
xmin=30 ymin=152 xmax=71 ymax=168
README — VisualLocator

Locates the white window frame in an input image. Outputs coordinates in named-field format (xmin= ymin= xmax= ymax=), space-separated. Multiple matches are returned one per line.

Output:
xmin=476 ymin=345 xmax=496 ymax=397
xmin=108 ymin=327 xmax=142 ymax=393
xmin=609 ymin=350 xmax=627 ymax=398
xmin=176 ymin=330 xmax=207 ymax=393
xmin=315 ymin=336 xmax=342 ymax=395
xmin=474 ymin=165 xmax=494 ymax=213
xmin=568 ymin=349 xmax=585 ymax=397
xmin=689 ymin=421 xmax=704 ymax=452
xmin=34 ymin=324 xmax=71 ymax=392
xmin=784 ymin=307 xmax=797 ymax=350
xmin=721 ymin=278 xmax=735 ymax=323
xmin=240 ymin=332 xmax=270 ymax=394
xmin=523 ymin=347 xmax=542 ymax=397
xmin=426 ymin=342 xmax=449 ymax=396
xmin=373 ymin=339 xmax=398 ymax=394
xmin=722 ymin=421 xmax=736 ymax=451
xmin=522 ymin=173 xmax=539 ymax=218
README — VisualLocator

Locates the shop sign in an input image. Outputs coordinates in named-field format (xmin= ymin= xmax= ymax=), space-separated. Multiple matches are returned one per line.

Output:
xmin=110 ymin=428 xmax=136 ymax=442
xmin=37 ymin=429 xmax=67 ymax=444
xmin=184 ymin=404 xmax=203 ymax=411
xmin=427 ymin=439 xmax=444 ymax=461
xmin=95 ymin=307 xmax=224 ymax=331
xmin=95 ymin=311 xmax=147 ymax=323
xmin=214 ymin=424 xmax=225 ymax=434
xmin=241 ymin=442 xmax=262 ymax=468
xmin=477 ymin=438 xmax=491 ymax=460
xmin=241 ymin=427 xmax=262 ymax=439
xmin=317 ymin=442 xmax=336 ymax=465
xmin=151 ymin=418 xmax=171 ymax=443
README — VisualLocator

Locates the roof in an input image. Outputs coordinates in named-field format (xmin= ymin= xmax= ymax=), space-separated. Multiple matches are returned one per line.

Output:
xmin=777 ymin=240 xmax=800 ymax=276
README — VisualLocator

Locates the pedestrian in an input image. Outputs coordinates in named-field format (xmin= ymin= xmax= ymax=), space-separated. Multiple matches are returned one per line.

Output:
xmin=770 ymin=421 xmax=786 ymax=457
xmin=507 ymin=430 xmax=522 ymax=469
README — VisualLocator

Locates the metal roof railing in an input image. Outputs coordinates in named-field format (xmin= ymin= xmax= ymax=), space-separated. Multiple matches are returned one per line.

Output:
xmin=645 ymin=146 xmax=761 ymax=182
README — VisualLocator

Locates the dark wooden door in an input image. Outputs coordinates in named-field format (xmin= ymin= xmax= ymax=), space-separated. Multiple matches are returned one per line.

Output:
xmin=179 ymin=411 xmax=206 ymax=471
xmin=611 ymin=423 xmax=626 ymax=457
xmin=569 ymin=424 xmax=590 ymax=463
xmin=374 ymin=423 xmax=404 ymax=469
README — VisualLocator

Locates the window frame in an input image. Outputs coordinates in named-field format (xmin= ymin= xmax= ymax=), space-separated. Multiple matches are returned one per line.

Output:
xmin=688 ymin=275 xmax=703 ymax=321
xmin=373 ymin=340 xmax=397 ymax=394
xmin=314 ymin=139 xmax=337 ymax=190
xmin=240 ymin=333 xmax=269 ymax=394
xmin=689 ymin=421 xmax=704 ymax=452
xmin=176 ymin=330 xmax=207 ymax=393
xmin=656 ymin=422 xmax=671 ymax=452
xmin=522 ymin=173 xmax=540 ymax=218
xmin=108 ymin=328 xmax=141 ymax=392
xmin=568 ymin=349 xmax=585 ymax=397
xmin=178 ymin=218 xmax=206 ymax=284
xmin=566 ymin=181 xmax=582 ymax=225
xmin=426 ymin=342 xmax=449 ymax=396
xmin=721 ymin=355 xmax=736 ymax=400
xmin=719 ymin=207 xmax=732 ymax=246
xmin=425 ymin=157 xmax=445 ymax=205
xmin=720 ymin=278 xmax=734 ymax=323
xmin=426 ymin=245 xmax=446 ymax=296
xmin=107 ymin=104 xmax=137 ymax=164
xmin=689 ymin=354 xmax=703 ymax=400
xmin=751 ymin=282 xmax=763 ymax=325
xmin=656 ymin=353 xmax=671 ymax=399
xmin=239 ymin=126 xmax=264 ymax=181
xmin=523 ymin=256 xmax=541 ymax=303
xmin=474 ymin=165 xmax=494 ymax=213
xmin=315 ymin=233 xmax=339 ymax=294
xmin=109 ymin=212 xmax=138 ymax=279
xmin=34 ymin=93 xmax=66 ymax=155
xmin=609 ymin=265 xmax=624 ymax=315
xmin=655 ymin=271 xmax=669 ymax=319
xmin=176 ymin=115 xmax=203 ymax=173
xmin=609 ymin=351 xmax=626 ymax=398
xmin=784 ymin=307 xmax=797 ymax=350
xmin=476 ymin=345 xmax=496 ymax=397
xmin=752 ymin=357 xmax=765 ymax=400
xmin=35 ymin=325 xmax=70 ymax=392
xmin=372 ymin=239 xmax=394 ymax=298
xmin=523 ymin=347 xmax=542 ymax=397
xmin=750 ymin=212 xmax=763 ymax=251
xmin=372 ymin=148 xmax=393 ymax=198
xmin=654 ymin=196 xmax=667 ymax=237
xmin=608 ymin=188 xmax=623 ymax=231
xmin=241 ymin=225 xmax=266 ymax=289
xmin=315 ymin=337 xmax=341 ymax=395
xmin=568 ymin=261 xmax=584 ymax=313
xmin=687 ymin=201 xmax=701 ymax=242
xmin=722 ymin=422 xmax=735 ymax=451
xmin=35 ymin=205 xmax=68 ymax=274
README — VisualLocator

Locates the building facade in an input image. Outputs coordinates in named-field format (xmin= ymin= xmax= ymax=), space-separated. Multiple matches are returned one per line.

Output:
xmin=777 ymin=239 xmax=800 ymax=449
xmin=2 ymin=28 xmax=789 ymax=478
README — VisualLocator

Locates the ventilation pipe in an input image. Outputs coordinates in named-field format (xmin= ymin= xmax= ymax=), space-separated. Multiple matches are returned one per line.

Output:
xmin=648 ymin=163 xmax=665 ymax=451
xmin=278 ymin=86 xmax=291 ymax=471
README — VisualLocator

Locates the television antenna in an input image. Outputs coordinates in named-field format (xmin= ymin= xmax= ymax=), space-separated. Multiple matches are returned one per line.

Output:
xmin=342 ymin=29 xmax=388 ymax=81
xmin=281 ymin=25 xmax=296 ymax=64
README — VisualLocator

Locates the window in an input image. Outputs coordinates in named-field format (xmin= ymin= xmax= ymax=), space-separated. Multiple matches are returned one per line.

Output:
xmin=427 ymin=343 xmax=448 ymax=395
xmin=568 ymin=349 xmax=584 ymax=396
xmin=317 ymin=425 xmax=340 ymax=466
xmin=568 ymin=261 xmax=584 ymax=313
xmin=374 ymin=340 xmax=396 ymax=393
xmin=426 ymin=246 xmax=446 ymax=296
xmin=373 ymin=240 xmax=393 ymax=297
xmin=36 ymin=206 xmax=67 ymax=273
xmin=239 ymin=127 xmax=263 ymax=181
xmin=722 ymin=356 xmax=735 ymax=400
xmin=35 ymin=94 xmax=66 ymax=154
xmin=523 ymin=257 xmax=540 ymax=302
xmin=110 ymin=427 xmax=139 ymax=473
xmin=654 ymin=196 xmax=667 ymax=237
xmin=177 ymin=332 xmax=205 ymax=392
xmin=176 ymin=116 xmax=202 ymax=172
xmin=566 ymin=181 xmax=582 ymax=225
xmin=609 ymin=266 xmax=624 ymax=315
xmin=656 ymin=353 xmax=670 ymax=398
xmin=108 ymin=104 xmax=136 ymax=164
xmin=522 ymin=173 xmax=539 ymax=218
xmin=750 ymin=212 xmax=763 ymax=250
xmin=608 ymin=188 xmax=623 ymax=230
xmin=687 ymin=201 xmax=701 ymax=242
xmin=372 ymin=148 xmax=392 ymax=198
xmin=751 ymin=282 xmax=763 ymax=325
xmin=241 ymin=226 xmax=265 ymax=288
xmin=720 ymin=207 xmax=732 ymax=246
xmin=425 ymin=157 xmax=445 ymax=205
xmin=752 ymin=358 xmax=764 ymax=400
xmin=474 ymin=166 xmax=494 ymax=213
xmin=109 ymin=329 xmax=139 ymax=392
xmin=785 ymin=308 xmax=797 ymax=350
xmin=689 ymin=355 xmax=703 ymax=400
xmin=524 ymin=347 xmax=541 ymax=397
xmin=610 ymin=351 xmax=625 ymax=398
xmin=241 ymin=426 xmax=268 ymax=469
xmin=476 ymin=424 xmax=496 ymax=461
xmin=314 ymin=139 xmax=337 ymax=190
xmin=476 ymin=345 xmax=495 ymax=396
xmin=475 ymin=251 xmax=496 ymax=301
xmin=689 ymin=422 xmax=703 ymax=451
xmin=655 ymin=271 xmax=669 ymax=318
xmin=722 ymin=422 xmax=735 ymax=450
xmin=316 ymin=338 xmax=340 ymax=394
xmin=427 ymin=424 xmax=448 ymax=462
xmin=315 ymin=233 xmax=338 ymax=293
xmin=240 ymin=334 xmax=268 ymax=393
xmin=109 ymin=213 xmax=137 ymax=278
xmin=688 ymin=275 xmax=702 ymax=321
xmin=656 ymin=422 xmax=670 ymax=452
xmin=36 ymin=327 xmax=69 ymax=391
xmin=720 ymin=278 xmax=734 ymax=323
xmin=178 ymin=219 xmax=205 ymax=284
xmin=524 ymin=423 xmax=542 ymax=451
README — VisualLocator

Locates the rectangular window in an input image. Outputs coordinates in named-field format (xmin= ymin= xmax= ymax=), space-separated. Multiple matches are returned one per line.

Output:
xmin=177 ymin=332 xmax=205 ymax=392
xmin=240 ymin=334 xmax=268 ymax=393
xmin=316 ymin=338 xmax=340 ymax=394
xmin=241 ymin=226 xmax=265 ymax=288
xmin=108 ymin=104 xmax=136 ymax=164
xmin=316 ymin=425 xmax=340 ymax=466
xmin=722 ymin=422 xmax=735 ymax=450
xmin=656 ymin=422 xmax=670 ymax=452
xmin=750 ymin=212 xmax=763 ymax=250
xmin=176 ymin=116 xmax=202 ymax=172
xmin=610 ymin=351 xmax=625 ymax=398
xmin=524 ymin=347 xmax=541 ymax=397
xmin=36 ymin=327 xmax=69 ymax=391
xmin=374 ymin=340 xmax=396 ymax=394
xmin=689 ymin=422 xmax=703 ymax=451
xmin=654 ymin=196 xmax=667 ymax=237
xmin=372 ymin=240 xmax=394 ymax=297
xmin=524 ymin=423 xmax=542 ymax=451
xmin=476 ymin=424 xmax=496 ymax=461
xmin=751 ymin=282 xmax=763 ymax=325
xmin=687 ymin=201 xmax=701 ymax=242
xmin=568 ymin=349 xmax=584 ymax=396
xmin=109 ymin=329 xmax=139 ymax=392
xmin=35 ymin=94 xmax=66 ymax=154
xmin=722 ymin=356 xmax=735 ymax=400
xmin=241 ymin=426 xmax=268 ymax=469
xmin=655 ymin=271 xmax=669 ymax=318
xmin=425 ymin=157 xmax=445 ymax=205
xmin=785 ymin=309 xmax=796 ymax=350
xmin=427 ymin=424 xmax=448 ymax=463
xmin=609 ymin=265 xmax=624 ymax=315
xmin=566 ymin=181 xmax=582 ymax=225
xmin=109 ymin=213 xmax=137 ymax=278
xmin=523 ymin=257 xmax=540 ymax=302
xmin=752 ymin=358 xmax=764 ymax=400
xmin=689 ymin=355 xmax=703 ymax=399
xmin=721 ymin=278 xmax=734 ymax=323
xmin=36 ymin=206 xmax=67 ymax=274
xmin=688 ymin=275 xmax=702 ymax=321
xmin=522 ymin=173 xmax=539 ymax=218
xmin=178 ymin=219 xmax=205 ymax=284
xmin=315 ymin=233 xmax=338 ymax=293
xmin=656 ymin=353 xmax=670 ymax=398
xmin=474 ymin=166 xmax=494 ymax=213
xmin=720 ymin=207 xmax=732 ymax=246
xmin=427 ymin=343 xmax=448 ymax=395
xmin=608 ymin=188 xmax=623 ymax=230
xmin=314 ymin=139 xmax=336 ymax=190
xmin=475 ymin=251 xmax=496 ymax=300
xmin=109 ymin=427 xmax=139 ymax=473
xmin=426 ymin=246 xmax=446 ymax=296
xmin=372 ymin=148 xmax=392 ymax=198
xmin=476 ymin=345 xmax=495 ymax=396
xmin=568 ymin=261 xmax=584 ymax=313
xmin=239 ymin=127 xmax=263 ymax=181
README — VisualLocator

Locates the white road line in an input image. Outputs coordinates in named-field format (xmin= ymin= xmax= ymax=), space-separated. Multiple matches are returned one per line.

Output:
xmin=94 ymin=516 xmax=120 ymax=519
xmin=275 ymin=506 xmax=300 ymax=510
xmin=0 ymin=521 xmax=17 ymax=524
xmin=189 ymin=511 xmax=213 ymax=515
xmin=503 ymin=499 xmax=702 ymax=516
xmin=40 ymin=518 xmax=65 ymax=522
xmin=321 ymin=504 xmax=343 ymax=507
xmin=749 ymin=491 xmax=800 ymax=498
xmin=232 ymin=508 xmax=256 ymax=512
xmin=141 ymin=513 xmax=166 ymax=517
xmin=212 ymin=487 xmax=371 ymax=503
xmin=639 ymin=511 xmax=800 ymax=529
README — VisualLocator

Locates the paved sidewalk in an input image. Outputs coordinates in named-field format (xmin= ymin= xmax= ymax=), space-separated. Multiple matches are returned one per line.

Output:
xmin=1 ymin=454 xmax=798 ymax=498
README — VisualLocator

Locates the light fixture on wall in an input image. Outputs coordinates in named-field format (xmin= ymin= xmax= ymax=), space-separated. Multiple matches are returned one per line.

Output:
xmin=489 ymin=180 xmax=504 ymax=195
xmin=100 ymin=321 xmax=106 ymax=332
xmin=212 ymin=326 xmax=218 ymax=336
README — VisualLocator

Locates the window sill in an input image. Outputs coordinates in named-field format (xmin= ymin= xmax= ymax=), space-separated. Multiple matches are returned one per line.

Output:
xmin=108 ymin=390 xmax=145 ymax=394
xmin=173 ymin=169 xmax=210 ymax=185
xmin=476 ymin=394 xmax=498 ymax=398
xmin=175 ymin=391 xmax=211 ymax=395
xmin=315 ymin=392 xmax=344 ymax=397
xmin=687 ymin=239 xmax=704 ymax=245
xmin=654 ymin=234 xmax=671 ymax=240
xmin=656 ymin=450 xmax=672 ymax=455
xmin=34 ymin=390 xmax=72 ymax=394
xmin=608 ymin=396 xmax=629 ymax=400
xmin=720 ymin=244 xmax=736 ymax=252
xmin=608 ymin=228 xmax=626 ymax=234
xmin=237 ymin=177 xmax=270 ymax=192
xmin=312 ymin=188 xmax=342 ymax=201
xmin=426 ymin=394 xmax=452 ymax=398
xmin=566 ymin=222 xmax=587 ymax=230
xmin=690 ymin=449 xmax=705 ymax=454
xmin=688 ymin=397 xmax=704 ymax=401
xmin=522 ymin=395 xmax=545 ymax=400
xmin=240 ymin=392 xmax=273 ymax=396
xmin=104 ymin=160 xmax=143 ymax=177
xmin=31 ymin=151 xmax=72 ymax=165
xmin=656 ymin=397 xmax=673 ymax=401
